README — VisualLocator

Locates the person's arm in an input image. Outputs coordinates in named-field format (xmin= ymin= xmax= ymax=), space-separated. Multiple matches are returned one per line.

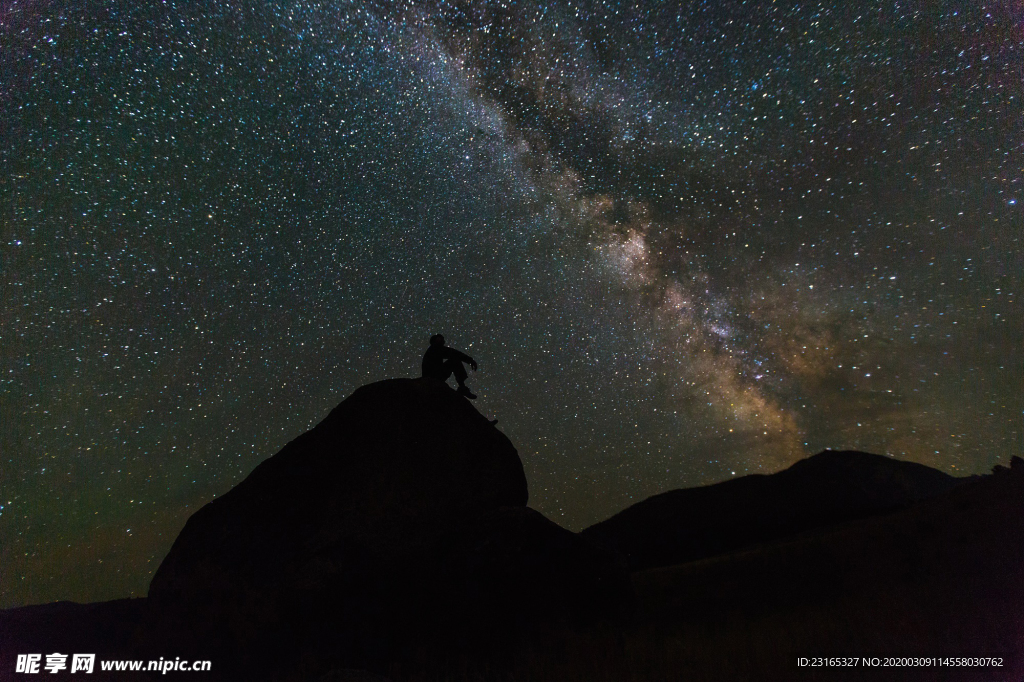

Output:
xmin=447 ymin=347 xmax=477 ymax=370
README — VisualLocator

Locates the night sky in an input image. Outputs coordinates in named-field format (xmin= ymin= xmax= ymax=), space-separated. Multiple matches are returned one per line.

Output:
xmin=2 ymin=0 xmax=1021 ymax=608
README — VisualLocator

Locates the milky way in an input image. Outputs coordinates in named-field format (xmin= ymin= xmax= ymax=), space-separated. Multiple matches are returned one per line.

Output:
xmin=2 ymin=0 xmax=1021 ymax=606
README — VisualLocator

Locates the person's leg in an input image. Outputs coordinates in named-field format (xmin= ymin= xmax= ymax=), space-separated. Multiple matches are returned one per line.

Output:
xmin=424 ymin=366 xmax=453 ymax=382
xmin=445 ymin=359 xmax=475 ymax=398
xmin=450 ymin=360 xmax=468 ymax=386
xmin=439 ymin=358 xmax=465 ymax=384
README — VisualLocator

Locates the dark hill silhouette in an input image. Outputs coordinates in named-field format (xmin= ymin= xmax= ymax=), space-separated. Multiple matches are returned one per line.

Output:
xmin=582 ymin=449 xmax=969 ymax=572
xmin=622 ymin=460 xmax=1024 ymax=682
xmin=149 ymin=376 xmax=528 ymax=609
xmin=143 ymin=378 xmax=629 ymax=679
xmin=2 ymin=383 xmax=1021 ymax=682
xmin=0 ymin=598 xmax=145 ymax=679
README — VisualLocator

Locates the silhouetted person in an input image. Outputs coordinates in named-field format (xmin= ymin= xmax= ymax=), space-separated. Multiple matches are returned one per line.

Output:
xmin=422 ymin=334 xmax=478 ymax=399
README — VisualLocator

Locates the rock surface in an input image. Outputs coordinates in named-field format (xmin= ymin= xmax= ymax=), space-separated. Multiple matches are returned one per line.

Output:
xmin=151 ymin=378 xmax=528 ymax=604
xmin=145 ymin=378 xmax=626 ymax=679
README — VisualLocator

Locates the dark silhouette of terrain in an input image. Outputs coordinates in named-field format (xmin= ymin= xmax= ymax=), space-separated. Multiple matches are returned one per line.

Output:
xmin=582 ymin=449 xmax=970 ymax=572
xmin=143 ymin=378 xmax=629 ymax=678
xmin=421 ymin=334 xmax=478 ymax=399
xmin=630 ymin=459 xmax=1024 ymax=682
xmin=2 ymin=381 xmax=1022 ymax=682
xmin=0 ymin=598 xmax=145 ymax=677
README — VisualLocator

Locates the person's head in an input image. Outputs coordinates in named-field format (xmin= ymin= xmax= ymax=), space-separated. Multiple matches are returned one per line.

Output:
xmin=429 ymin=334 xmax=445 ymax=347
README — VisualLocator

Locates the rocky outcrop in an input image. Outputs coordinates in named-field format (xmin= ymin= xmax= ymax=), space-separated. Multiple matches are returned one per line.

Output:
xmin=145 ymin=378 xmax=627 ymax=679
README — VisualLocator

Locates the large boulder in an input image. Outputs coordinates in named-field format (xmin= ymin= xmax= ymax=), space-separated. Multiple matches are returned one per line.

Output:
xmin=145 ymin=378 xmax=627 ymax=679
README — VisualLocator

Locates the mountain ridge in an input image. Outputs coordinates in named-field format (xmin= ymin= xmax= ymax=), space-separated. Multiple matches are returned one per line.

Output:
xmin=1 ymin=380 xmax=1019 ymax=682
xmin=582 ymin=448 xmax=972 ymax=572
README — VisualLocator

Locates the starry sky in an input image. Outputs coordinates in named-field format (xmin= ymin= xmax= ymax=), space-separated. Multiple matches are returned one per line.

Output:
xmin=1 ymin=0 xmax=1021 ymax=608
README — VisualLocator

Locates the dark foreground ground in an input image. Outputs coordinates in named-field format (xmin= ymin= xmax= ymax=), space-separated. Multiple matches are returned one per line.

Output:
xmin=4 ymin=466 xmax=1022 ymax=682
xmin=4 ymin=380 xmax=1021 ymax=682
xmin=391 ymin=465 xmax=1024 ymax=682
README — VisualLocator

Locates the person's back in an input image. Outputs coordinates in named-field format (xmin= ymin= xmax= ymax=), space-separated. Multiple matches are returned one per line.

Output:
xmin=421 ymin=342 xmax=449 ymax=381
